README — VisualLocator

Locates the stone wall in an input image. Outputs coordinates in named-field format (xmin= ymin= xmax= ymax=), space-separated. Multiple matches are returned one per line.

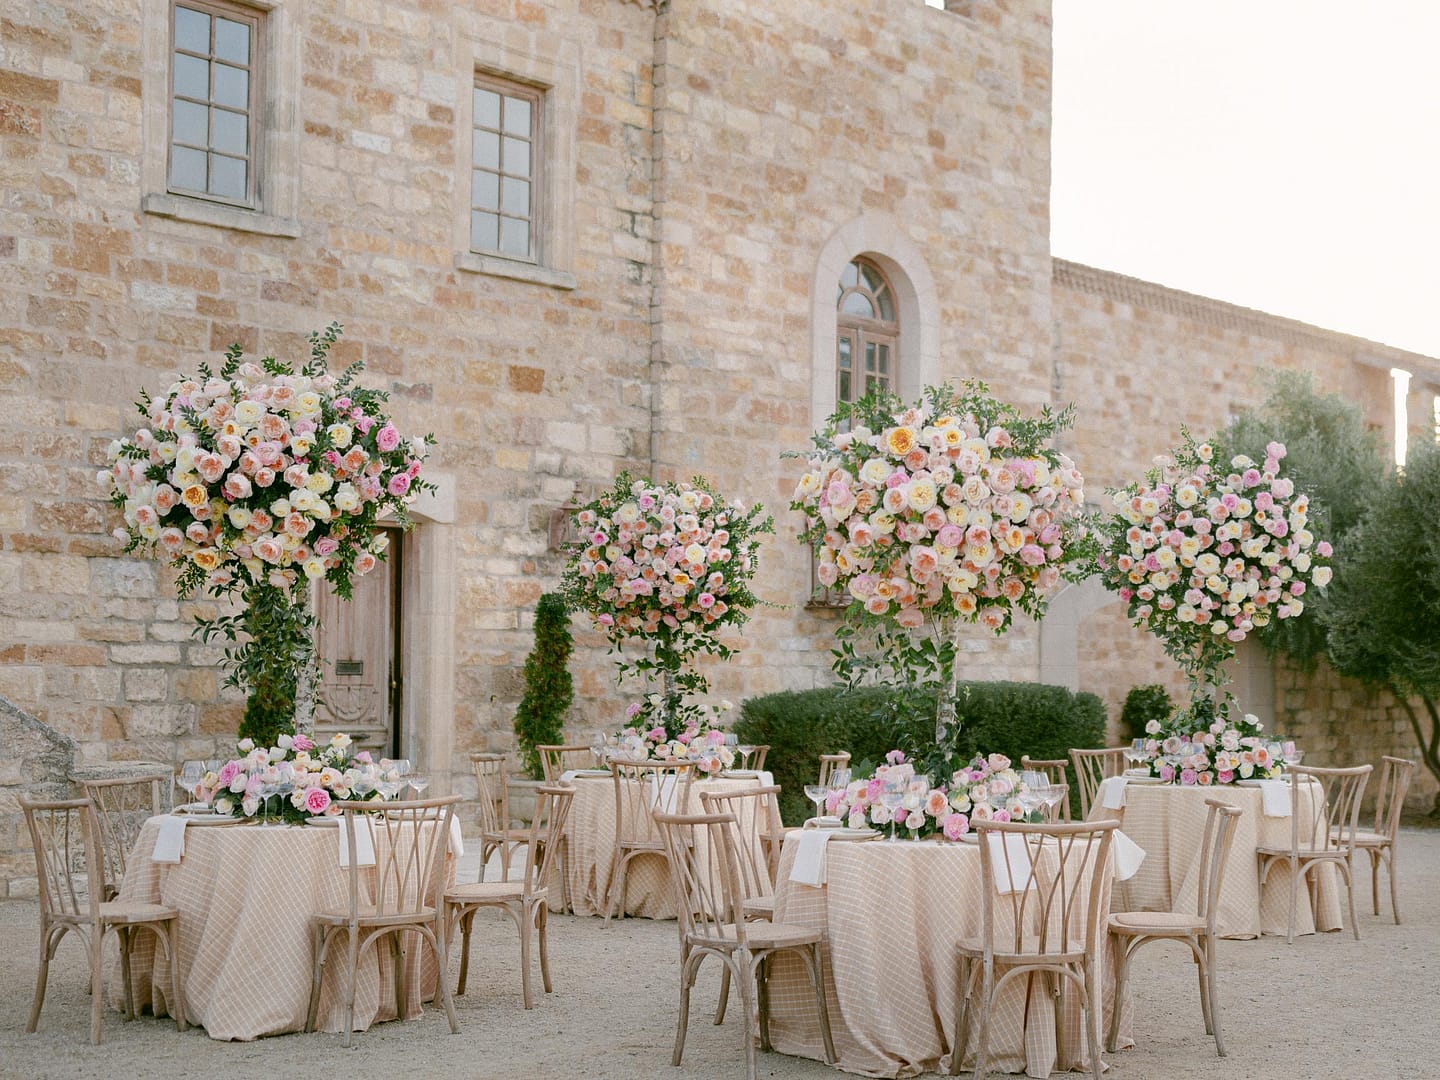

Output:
xmin=0 ymin=694 xmax=77 ymax=898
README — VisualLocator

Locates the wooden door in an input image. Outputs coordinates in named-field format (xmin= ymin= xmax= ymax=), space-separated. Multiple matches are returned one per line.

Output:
xmin=313 ymin=527 xmax=402 ymax=757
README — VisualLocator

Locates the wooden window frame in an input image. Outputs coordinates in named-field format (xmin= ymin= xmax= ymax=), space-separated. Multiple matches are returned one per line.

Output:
xmin=167 ymin=0 xmax=264 ymax=210
xmin=836 ymin=258 xmax=900 ymax=407
xmin=470 ymin=74 xmax=543 ymax=264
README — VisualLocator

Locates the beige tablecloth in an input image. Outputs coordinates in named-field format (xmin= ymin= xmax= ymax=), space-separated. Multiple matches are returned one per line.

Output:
xmin=1087 ymin=781 xmax=1342 ymax=938
xmin=113 ymin=816 xmax=453 ymax=1041
xmin=765 ymin=834 xmax=1130 ymax=1078
xmin=556 ymin=771 xmax=771 ymax=919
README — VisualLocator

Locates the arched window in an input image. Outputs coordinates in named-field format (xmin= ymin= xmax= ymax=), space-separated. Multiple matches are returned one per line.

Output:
xmin=836 ymin=258 xmax=898 ymax=405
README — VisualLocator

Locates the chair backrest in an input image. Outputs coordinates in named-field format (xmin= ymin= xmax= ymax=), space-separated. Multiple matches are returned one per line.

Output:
xmin=1373 ymin=756 xmax=1415 ymax=840
xmin=974 ymin=818 xmax=1117 ymax=962
xmin=1290 ymin=764 xmax=1371 ymax=854
xmin=1069 ymin=747 xmax=1126 ymax=819
xmin=470 ymin=753 xmax=511 ymax=836
xmin=536 ymin=745 xmax=593 ymax=784
xmin=335 ymin=795 xmax=460 ymax=921
xmin=748 ymin=745 xmax=770 ymax=772
xmin=1022 ymin=757 xmax=1073 ymax=821
xmin=610 ymin=759 xmax=696 ymax=849
xmin=516 ymin=784 xmax=576 ymax=895
xmin=1195 ymin=798 xmax=1244 ymax=932
xmin=78 ymin=773 xmax=167 ymax=891
xmin=20 ymin=797 xmax=105 ymax=923
xmin=698 ymin=784 xmax=784 ymax=896
xmin=655 ymin=810 xmax=746 ymax=947
xmin=817 ymin=752 xmax=851 ymax=788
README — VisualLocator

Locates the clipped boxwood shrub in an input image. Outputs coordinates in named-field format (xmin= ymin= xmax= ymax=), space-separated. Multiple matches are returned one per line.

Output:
xmin=735 ymin=682 xmax=1108 ymax=825
xmin=1119 ymin=683 xmax=1173 ymax=743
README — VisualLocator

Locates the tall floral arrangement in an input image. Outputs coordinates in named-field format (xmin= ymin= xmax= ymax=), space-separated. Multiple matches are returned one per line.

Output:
xmin=1095 ymin=432 xmax=1332 ymax=690
xmin=101 ymin=324 xmax=434 ymax=741
xmin=789 ymin=382 xmax=1094 ymax=740
xmin=561 ymin=473 xmax=773 ymax=730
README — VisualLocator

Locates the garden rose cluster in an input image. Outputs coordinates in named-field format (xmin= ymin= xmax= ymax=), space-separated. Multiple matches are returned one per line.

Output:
xmin=791 ymin=383 xmax=1089 ymax=634
xmin=101 ymin=337 xmax=432 ymax=600
xmin=1097 ymin=433 xmax=1332 ymax=680
xmin=196 ymin=731 xmax=390 ymax=823
xmin=827 ymin=750 xmax=1032 ymax=839
xmin=606 ymin=698 xmax=737 ymax=775
xmin=1138 ymin=710 xmax=1283 ymax=785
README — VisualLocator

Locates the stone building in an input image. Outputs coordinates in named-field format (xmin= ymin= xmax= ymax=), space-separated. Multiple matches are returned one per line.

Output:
xmin=0 ymin=0 xmax=1436 ymax=892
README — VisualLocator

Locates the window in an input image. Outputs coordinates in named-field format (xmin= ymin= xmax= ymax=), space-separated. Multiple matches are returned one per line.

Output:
xmin=470 ymin=77 xmax=541 ymax=262
xmin=168 ymin=1 xmax=262 ymax=207
xmin=835 ymin=258 xmax=899 ymax=406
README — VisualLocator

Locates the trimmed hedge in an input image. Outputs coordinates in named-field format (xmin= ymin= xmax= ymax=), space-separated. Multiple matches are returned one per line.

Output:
xmin=735 ymin=682 xmax=1108 ymax=825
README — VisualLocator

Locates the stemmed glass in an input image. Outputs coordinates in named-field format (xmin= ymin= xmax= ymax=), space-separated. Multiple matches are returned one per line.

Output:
xmin=1124 ymin=739 xmax=1148 ymax=772
xmin=1019 ymin=770 xmax=1047 ymax=822
xmin=880 ymin=776 xmax=907 ymax=842
xmin=735 ymin=744 xmax=756 ymax=772
xmin=591 ymin=733 xmax=608 ymax=768
xmin=178 ymin=760 xmax=205 ymax=810
xmin=803 ymin=784 xmax=830 ymax=824
xmin=1281 ymin=741 xmax=1303 ymax=769
xmin=407 ymin=772 xmax=431 ymax=798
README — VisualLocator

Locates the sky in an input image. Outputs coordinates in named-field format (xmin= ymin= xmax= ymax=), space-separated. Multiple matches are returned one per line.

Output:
xmin=1050 ymin=0 xmax=1440 ymax=360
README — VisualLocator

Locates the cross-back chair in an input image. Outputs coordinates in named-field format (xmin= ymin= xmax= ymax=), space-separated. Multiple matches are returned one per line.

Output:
xmin=21 ymin=797 xmax=186 ymax=1044
xmin=536 ymin=744 xmax=593 ymax=782
xmin=448 ymin=784 xmax=575 ymax=1008
xmin=1068 ymin=748 xmax=1127 ymax=820
xmin=471 ymin=753 xmax=529 ymax=881
xmin=1350 ymin=755 xmax=1415 ymax=923
xmin=1108 ymin=798 xmax=1243 ymax=1056
xmin=1021 ymin=757 xmax=1073 ymax=821
xmin=951 ymin=818 xmax=1118 ymax=1079
xmin=605 ymin=758 xmax=696 ymax=923
xmin=655 ymin=810 xmax=836 ymax=1080
xmin=305 ymin=795 xmax=462 ymax=1045
xmin=1257 ymin=763 xmax=1371 ymax=944
xmin=77 ymin=772 xmax=169 ymax=900
xmin=817 ymin=752 xmax=852 ymax=788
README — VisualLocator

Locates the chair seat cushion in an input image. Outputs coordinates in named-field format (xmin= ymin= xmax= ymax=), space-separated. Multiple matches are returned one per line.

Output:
xmin=100 ymin=900 xmax=177 ymax=924
xmin=1108 ymin=910 xmax=1205 ymax=934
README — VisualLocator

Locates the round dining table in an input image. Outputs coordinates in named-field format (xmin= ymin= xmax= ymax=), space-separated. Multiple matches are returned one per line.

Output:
xmin=1086 ymin=778 xmax=1343 ymax=938
xmin=763 ymin=831 xmax=1131 ymax=1078
xmin=112 ymin=814 xmax=454 ymax=1041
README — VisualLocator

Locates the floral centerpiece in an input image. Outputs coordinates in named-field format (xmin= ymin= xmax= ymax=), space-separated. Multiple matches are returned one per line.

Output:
xmin=196 ymin=732 xmax=392 ymax=823
xmin=1096 ymin=433 xmax=1332 ymax=685
xmin=827 ymin=750 xmax=1034 ymax=839
xmin=605 ymin=698 xmax=737 ymax=775
xmin=101 ymin=325 xmax=434 ymax=743
xmin=1136 ymin=697 xmax=1283 ymax=785
xmin=562 ymin=472 xmax=773 ymax=729
xmin=789 ymin=383 xmax=1095 ymax=741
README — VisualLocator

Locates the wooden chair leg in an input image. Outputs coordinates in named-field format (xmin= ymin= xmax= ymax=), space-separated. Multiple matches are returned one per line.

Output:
xmin=429 ymin=921 xmax=460 ymax=1035
xmin=305 ymin=925 xmax=327 ymax=1033
xmin=1285 ymin=855 xmax=1299 ymax=944
xmin=951 ymin=954 xmax=975 ymax=1075
xmin=673 ymin=948 xmax=697 ymax=1066
xmin=27 ymin=926 xmax=54 ymax=1033
xmin=90 ymin=925 xmax=105 ymax=1045
xmin=118 ymin=926 xmax=135 ymax=1020
xmin=1106 ymin=936 xmax=1128 ymax=1053
xmin=1386 ymin=847 xmax=1402 ymax=924
xmin=1086 ymin=963 xmax=1104 ymax=1080
xmin=166 ymin=921 xmax=187 ymax=1032
xmin=455 ymin=909 xmax=475 ymax=995
xmin=342 ymin=929 xmax=361 ymax=1048
xmin=1205 ymin=934 xmax=1224 ymax=1057
xmin=1370 ymin=848 xmax=1382 ymax=915
xmin=714 ymin=963 xmax=731 ymax=1025
xmin=756 ymin=953 xmax=772 ymax=1052
xmin=389 ymin=932 xmax=406 ymax=1020
xmin=518 ymin=901 xmax=534 ymax=1009
xmin=971 ymin=960 xmax=995 ymax=1080
xmin=1342 ymin=859 xmax=1361 ymax=941
xmin=535 ymin=901 xmax=553 ymax=995
xmin=736 ymin=957 xmax=759 ymax=1080
xmin=808 ymin=943 xmax=837 ymax=1064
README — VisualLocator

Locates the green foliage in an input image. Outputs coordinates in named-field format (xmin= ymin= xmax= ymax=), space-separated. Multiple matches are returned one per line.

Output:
xmin=205 ymin=583 xmax=315 ymax=748
xmin=734 ymin=682 xmax=1107 ymax=825
xmin=1119 ymin=684 xmax=1173 ymax=742
xmin=513 ymin=593 xmax=576 ymax=780
xmin=1219 ymin=370 xmax=1386 ymax=668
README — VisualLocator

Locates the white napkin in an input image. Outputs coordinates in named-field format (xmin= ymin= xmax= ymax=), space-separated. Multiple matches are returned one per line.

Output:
xmin=789 ymin=829 xmax=837 ymax=887
xmin=1100 ymin=776 xmax=1129 ymax=811
xmin=448 ymin=814 xmax=465 ymax=857
xmin=987 ymin=832 xmax=1035 ymax=895
xmin=757 ymin=770 xmax=775 ymax=787
xmin=559 ymin=770 xmax=578 ymax=783
xmin=1258 ymin=780 xmax=1292 ymax=817
xmin=1112 ymin=829 xmax=1147 ymax=881
xmin=151 ymin=816 xmax=188 ymax=864
xmin=338 ymin=815 xmax=376 ymax=868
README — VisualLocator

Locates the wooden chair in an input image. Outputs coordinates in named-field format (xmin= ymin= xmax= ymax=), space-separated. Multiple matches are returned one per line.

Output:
xmin=536 ymin=744 xmax=593 ymax=782
xmin=305 ymin=795 xmax=462 ymax=1045
xmin=1068 ymin=747 xmax=1127 ymax=819
xmin=1021 ymin=756 xmax=1072 ymax=821
xmin=748 ymin=745 xmax=771 ymax=772
xmin=471 ymin=753 xmax=529 ymax=881
xmin=605 ymin=759 xmax=695 ymax=924
xmin=21 ymin=797 xmax=186 ymax=1044
xmin=1351 ymin=755 xmax=1415 ymax=923
xmin=1257 ymin=763 xmax=1371 ymax=944
xmin=950 ymin=818 xmax=1118 ymax=1078
xmin=655 ymin=810 xmax=837 ymax=1080
xmin=817 ymin=752 xmax=852 ymax=787
xmin=1107 ymin=798 xmax=1243 ymax=1056
xmin=448 ymin=784 xmax=575 ymax=1008
xmin=77 ymin=772 xmax=169 ymax=900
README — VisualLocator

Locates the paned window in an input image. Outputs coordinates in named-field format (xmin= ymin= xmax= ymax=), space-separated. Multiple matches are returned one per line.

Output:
xmin=836 ymin=258 xmax=899 ymax=406
xmin=168 ymin=1 xmax=262 ymax=206
xmin=470 ymin=78 xmax=541 ymax=261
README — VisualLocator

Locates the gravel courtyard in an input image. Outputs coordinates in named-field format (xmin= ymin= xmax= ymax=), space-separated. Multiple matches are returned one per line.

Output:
xmin=0 ymin=829 xmax=1436 ymax=1080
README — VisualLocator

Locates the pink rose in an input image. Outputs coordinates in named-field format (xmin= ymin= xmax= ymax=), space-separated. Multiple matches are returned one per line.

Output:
xmin=354 ymin=551 xmax=378 ymax=575
xmin=387 ymin=473 xmax=411 ymax=497
xmin=376 ymin=424 xmax=401 ymax=452
xmin=304 ymin=786 xmax=332 ymax=815
xmin=292 ymin=734 xmax=315 ymax=752
xmin=942 ymin=813 xmax=968 ymax=841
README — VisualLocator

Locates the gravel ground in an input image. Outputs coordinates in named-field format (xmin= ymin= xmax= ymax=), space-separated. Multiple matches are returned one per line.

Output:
xmin=0 ymin=829 xmax=1436 ymax=1080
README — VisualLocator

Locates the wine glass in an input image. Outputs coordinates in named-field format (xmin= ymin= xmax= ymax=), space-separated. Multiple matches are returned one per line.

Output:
xmin=803 ymin=784 xmax=829 ymax=824
xmin=1019 ymin=770 xmax=1047 ymax=822
xmin=1281 ymin=742 xmax=1303 ymax=768
xmin=591 ymin=733 xmax=608 ymax=768
xmin=178 ymin=760 xmax=205 ymax=809
xmin=380 ymin=758 xmax=412 ymax=779
xmin=1124 ymin=739 xmax=1148 ymax=771
xmin=735 ymin=744 xmax=755 ymax=772
xmin=407 ymin=773 xmax=431 ymax=797
xmin=879 ymin=776 xmax=907 ymax=842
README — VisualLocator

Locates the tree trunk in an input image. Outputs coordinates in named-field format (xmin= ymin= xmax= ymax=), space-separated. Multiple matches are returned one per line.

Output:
xmin=1394 ymin=691 xmax=1440 ymax=818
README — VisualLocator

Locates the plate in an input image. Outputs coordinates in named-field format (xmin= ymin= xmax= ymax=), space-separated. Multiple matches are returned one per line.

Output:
xmin=1123 ymin=770 xmax=1151 ymax=778
xmin=306 ymin=815 xmax=340 ymax=826
xmin=722 ymin=770 xmax=761 ymax=778
xmin=828 ymin=828 xmax=881 ymax=841
xmin=1234 ymin=779 xmax=1274 ymax=787
xmin=1125 ymin=776 xmax=1165 ymax=785
xmin=958 ymin=832 xmax=981 ymax=844
xmin=173 ymin=802 xmax=212 ymax=814
xmin=170 ymin=812 xmax=237 ymax=826
xmin=570 ymin=769 xmax=611 ymax=778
